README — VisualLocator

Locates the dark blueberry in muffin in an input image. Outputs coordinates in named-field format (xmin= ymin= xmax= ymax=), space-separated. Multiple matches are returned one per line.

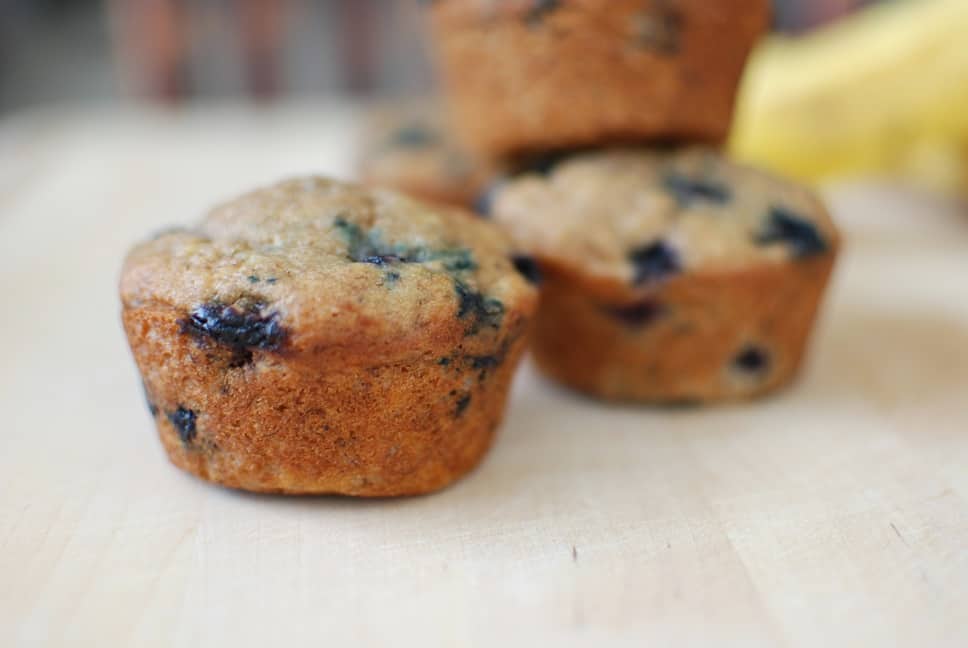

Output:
xmin=630 ymin=1 xmax=683 ymax=54
xmin=436 ymin=248 xmax=477 ymax=272
xmin=181 ymin=302 xmax=286 ymax=353
xmin=605 ymin=300 xmax=664 ymax=328
xmin=167 ymin=407 xmax=197 ymax=445
xmin=757 ymin=206 xmax=828 ymax=258
xmin=628 ymin=241 xmax=681 ymax=285
xmin=389 ymin=123 xmax=438 ymax=148
xmin=363 ymin=254 xmax=404 ymax=266
xmin=454 ymin=393 xmax=472 ymax=417
xmin=473 ymin=181 xmax=504 ymax=218
xmin=455 ymin=282 xmax=505 ymax=333
xmin=732 ymin=346 xmax=770 ymax=373
xmin=525 ymin=150 xmax=572 ymax=176
xmin=469 ymin=354 xmax=501 ymax=370
xmin=527 ymin=0 xmax=560 ymax=24
xmin=663 ymin=173 xmax=731 ymax=207
xmin=511 ymin=255 xmax=542 ymax=285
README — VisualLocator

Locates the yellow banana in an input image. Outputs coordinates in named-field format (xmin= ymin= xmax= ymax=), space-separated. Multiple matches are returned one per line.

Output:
xmin=729 ymin=0 xmax=968 ymax=194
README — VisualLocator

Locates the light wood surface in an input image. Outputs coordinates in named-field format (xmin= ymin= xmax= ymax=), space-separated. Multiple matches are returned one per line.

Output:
xmin=1 ymin=105 xmax=966 ymax=648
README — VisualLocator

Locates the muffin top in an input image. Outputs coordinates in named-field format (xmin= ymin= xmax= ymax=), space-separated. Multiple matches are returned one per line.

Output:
xmin=491 ymin=148 xmax=838 ymax=288
xmin=360 ymin=104 xmax=494 ymax=206
xmin=121 ymin=177 xmax=538 ymax=364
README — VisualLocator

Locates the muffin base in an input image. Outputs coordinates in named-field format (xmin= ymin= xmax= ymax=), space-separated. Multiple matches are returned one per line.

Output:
xmin=126 ymin=305 xmax=530 ymax=496
xmin=530 ymin=254 xmax=837 ymax=403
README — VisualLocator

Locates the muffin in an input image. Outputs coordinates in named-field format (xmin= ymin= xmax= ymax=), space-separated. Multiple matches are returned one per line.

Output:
xmin=359 ymin=102 xmax=497 ymax=209
xmin=121 ymin=177 xmax=538 ymax=495
xmin=490 ymin=148 xmax=839 ymax=402
xmin=426 ymin=0 xmax=771 ymax=157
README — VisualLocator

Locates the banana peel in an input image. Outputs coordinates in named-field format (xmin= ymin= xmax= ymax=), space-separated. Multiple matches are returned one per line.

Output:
xmin=729 ymin=0 xmax=968 ymax=195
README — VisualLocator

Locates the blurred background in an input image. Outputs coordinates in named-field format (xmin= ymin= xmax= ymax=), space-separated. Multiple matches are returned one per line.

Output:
xmin=0 ymin=0 xmax=965 ymax=195
xmin=0 ymin=0 xmax=880 ymax=110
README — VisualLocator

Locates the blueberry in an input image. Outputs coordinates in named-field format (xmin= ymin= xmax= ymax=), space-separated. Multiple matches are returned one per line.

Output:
xmin=757 ymin=206 xmax=828 ymax=258
xmin=605 ymin=300 xmax=664 ymax=328
xmin=363 ymin=254 xmax=403 ymax=266
xmin=437 ymin=249 xmax=477 ymax=272
xmin=511 ymin=255 xmax=542 ymax=285
xmin=389 ymin=123 xmax=437 ymax=149
xmin=733 ymin=346 xmax=770 ymax=373
xmin=631 ymin=2 xmax=683 ymax=54
xmin=663 ymin=173 xmax=731 ymax=206
xmin=522 ymin=150 xmax=571 ymax=176
xmin=181 ymin=302 xmax=286 ymax=357
xmin=246 ymin=275 xmax=260 ymax=284
xmin=167 ymin=407 xmax=197 ymax=445
xmin=335 ymin=218 xmax=402 ymax=263
xmin=628 ymin=241 xmax=681 ymax=285
xmin=527 ymin=0 xmax=560 ymax=24
xmin=454 ymin=393 xmax=472 ymax=417
xmin=455 ymin=282 xmax=504 ymax=333
xmin=438 ymin=357 xmax=451 ymax=366
xmin=473 ymin=181 xmax=503 ymax=218
xmin=469 ymin=355 xmax=501 ymax=370
xmin=334 ymin=217 xmax=477 ymax=274
xmin=333 ymin=217 xmax=369 ymax=259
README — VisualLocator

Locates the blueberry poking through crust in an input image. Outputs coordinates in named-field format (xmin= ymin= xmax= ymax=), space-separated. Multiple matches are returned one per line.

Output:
xmin=605 ymin=300 xmax=664 ymax=328
xmin=757 ymin=206 xmax=828 ymax=258
xmin=454 ymin=393 xmax=472 ymax=417
xmin=630 ymin=2 xmax=683 ymax=54
xmin=363 ymin=254 xmax=403 ymax=266
xmin=511 ymin=255 xmax=542 ymax=285
xmin=183 ymin=302 xmax=285 ymax=350
xmin=167 ymin=407 xmax=197 ymax=445
xmin=181 ymin=302 xmax=286 ymax=355
xmin=663 ymin=173 xmax=732 ymax=207
xmin=628 ymin=241 xmax=681 ymax=285
xmin=455 ymin=282 xmax=505 ymax=333
xmin=732 ymin=346 xmax=770 ymax=373
xmin=527 ymin=0 xmax=560 ymax=24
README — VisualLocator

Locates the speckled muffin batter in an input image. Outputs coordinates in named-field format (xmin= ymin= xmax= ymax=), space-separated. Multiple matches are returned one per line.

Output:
xmin=359 ymin=102 xmax=497 ymax=209
xmin=426 ymin=0 xmax=770 ymax=157
xmin=121 ymin=177 xmax=538 ymax=495
xmin=491 ymin=148 xmax=839 ymax=402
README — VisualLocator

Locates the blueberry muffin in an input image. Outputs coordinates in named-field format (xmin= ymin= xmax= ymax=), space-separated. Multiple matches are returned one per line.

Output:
xmin=359 ymin=103 xmax=497 ymax=209
xmin=490 ymin=149 xmax=839 ymax=402
xmin=426 ymin=0 xmax=770 ymax=157
xmin=121 ymin=178 xmax=538 ymax=495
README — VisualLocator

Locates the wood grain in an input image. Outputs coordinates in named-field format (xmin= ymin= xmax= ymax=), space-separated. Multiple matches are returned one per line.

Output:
xmin=1 ymin=105 xmax=966 ymax=647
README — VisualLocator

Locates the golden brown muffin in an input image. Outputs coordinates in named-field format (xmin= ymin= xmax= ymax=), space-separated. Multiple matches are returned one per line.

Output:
xmin=426 ymin=0 xmax=770 ymax=157
xmin=358 ymin=102 xmax=497 ymax=209
xmin=491 ymin=148 xmax=839 ymax=402
xmin=121 ymin=178 xmax=538 ymax=495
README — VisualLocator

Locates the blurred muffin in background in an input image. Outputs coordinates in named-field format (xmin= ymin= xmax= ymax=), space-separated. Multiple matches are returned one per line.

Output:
xmin=359 ymin=101 xmax=499 ymax=209
xmin=425 ymin=0 xmax=770 ymax=158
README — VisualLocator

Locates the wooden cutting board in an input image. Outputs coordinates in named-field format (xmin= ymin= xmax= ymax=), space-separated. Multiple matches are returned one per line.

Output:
xmin=1 ymin=105 xmax=966 ymax=648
